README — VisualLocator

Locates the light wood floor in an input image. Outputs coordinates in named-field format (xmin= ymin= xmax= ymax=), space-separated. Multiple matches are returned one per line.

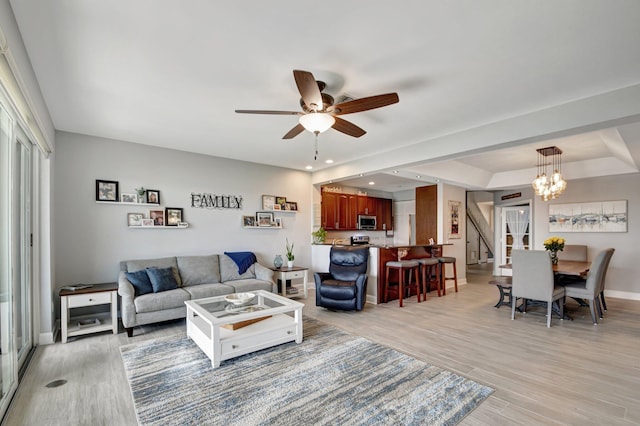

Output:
xmin=4 ymin=268 xmax=640 ymax=425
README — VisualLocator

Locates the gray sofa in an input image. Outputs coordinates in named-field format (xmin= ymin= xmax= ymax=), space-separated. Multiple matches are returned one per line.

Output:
xmin=118 ymin=254 xmax=276 ymax=336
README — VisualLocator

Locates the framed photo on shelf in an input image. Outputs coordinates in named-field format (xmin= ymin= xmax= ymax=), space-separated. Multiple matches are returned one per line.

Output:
xmin=149 ymin=209 xmax=165 ymax=226
xmin=96 ymin=179 xmax=119 ymax=202
xmin=146 ymin=189 xmax=160 ymax=205
xmin=273 ymin=204 xmax=281 ymax=211
xmin=121 ymin=193 xmax=138 ymax=203
xmin=243 ymin=215 xmax=256 ymax=227
xmin=262 ymin=195 xmax=276 ymax=210
xmin=165 ymin=207 xmax=183 ymax=226
xmin=275 ymin=196 xmax=286 ymax=209
xmin=275 ymin=218 xmax=282 ymax=228
xmin=256 ymin=211 xmax=274 ymax=227
xmin=289 ymin=202 xmax=297 ymax=211
xmin=284 ymin=202 xmax=291 ymax=211
xmin=127 ymin=213 xmax=144 ymax=226
xmin=141 ymin=218 xmax=154 ymax=227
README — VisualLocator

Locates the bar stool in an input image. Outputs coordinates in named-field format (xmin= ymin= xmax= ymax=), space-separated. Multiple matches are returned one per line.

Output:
xmin=437 ymin=256 xmax=458 ymax=294
xmin=418 ymin=258 xmax=441 ymax=298
xmin=385 ymin=260 xmax=420 ymax=307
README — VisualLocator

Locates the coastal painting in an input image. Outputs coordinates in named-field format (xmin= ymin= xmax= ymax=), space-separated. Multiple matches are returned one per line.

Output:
xmin=549 ymin=200 xmax=627 ymax=233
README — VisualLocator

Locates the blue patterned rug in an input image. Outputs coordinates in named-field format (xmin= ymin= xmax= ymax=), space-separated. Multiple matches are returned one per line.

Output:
xmin=120 ymin=318 xmax=493 ymax=425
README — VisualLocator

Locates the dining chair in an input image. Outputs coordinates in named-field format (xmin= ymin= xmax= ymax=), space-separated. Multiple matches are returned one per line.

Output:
xmin=562 ymin=248 xmax=614 ymax=325
xmin=556 ymin=244 xmax=588 ymax=285
xmin=511 ymin=250 xmax=565 ymax=328
xmin=597 ymin=248 xmax=615 ymax=314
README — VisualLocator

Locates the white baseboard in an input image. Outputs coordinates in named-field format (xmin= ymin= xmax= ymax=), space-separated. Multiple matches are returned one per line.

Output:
xmin=604 ymin=289 xmax=640 ymax=301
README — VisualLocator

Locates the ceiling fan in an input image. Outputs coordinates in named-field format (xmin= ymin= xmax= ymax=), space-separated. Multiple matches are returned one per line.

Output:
xmin=235 ymin=70 xmax=399 ymax=155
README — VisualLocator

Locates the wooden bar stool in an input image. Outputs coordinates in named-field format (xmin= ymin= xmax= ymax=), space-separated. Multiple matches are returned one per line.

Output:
xmin=437 ymin=256 xmax=458 ymax=294
xmin=418 ymin=258 xmax=441 ymax=298
xmin=385 ymin=260 xmax=420 ymax=307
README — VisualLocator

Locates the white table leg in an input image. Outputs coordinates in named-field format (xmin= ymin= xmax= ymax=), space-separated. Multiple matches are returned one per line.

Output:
xmin=111 ymin=291 xmax=118 ymax=334
xmin=61 ymin=296 xmax=68 ymax=343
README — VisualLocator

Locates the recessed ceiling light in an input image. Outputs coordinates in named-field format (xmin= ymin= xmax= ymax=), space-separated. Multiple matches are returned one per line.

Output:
xmin=392 ymin=170 xmax=399 ymax=174
xmin=305 ymin=165 xmax=313 ymax=170
xmin=359 ymin=174 xmax=364 ymax=177
xmin=435 ymin=179 xmax=440 ymax=182
xmin=368 ymin=181 xmax=375 ymax=185
xmin=325 ymin=159 xmax=334 ymax=164
xmin=416 ymin=175 xmax=422 ymax=178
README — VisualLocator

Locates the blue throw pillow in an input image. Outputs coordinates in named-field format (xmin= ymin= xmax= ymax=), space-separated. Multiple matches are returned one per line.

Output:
xmin=125 ymin=270 xmax=153 ymax=296
xmin=146 ymin=266 xmax=179 ymax=293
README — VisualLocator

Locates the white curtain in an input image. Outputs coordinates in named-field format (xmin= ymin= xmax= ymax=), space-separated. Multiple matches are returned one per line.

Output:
xmin=506 ymin=208 xmax=529 ymax=250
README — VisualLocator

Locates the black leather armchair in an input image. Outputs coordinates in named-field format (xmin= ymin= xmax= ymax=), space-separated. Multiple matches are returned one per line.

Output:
xmin=314 ymin=246 xmax=369 ymax=311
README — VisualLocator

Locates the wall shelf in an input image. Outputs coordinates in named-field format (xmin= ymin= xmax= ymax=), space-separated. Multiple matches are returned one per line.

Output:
xmin=129 ymin=225 xmax=189 ymax=229
xmin=242 ymin=225 xmax=282 ymax=229
xmin=97 ymin=201 xmax=161 ymax=207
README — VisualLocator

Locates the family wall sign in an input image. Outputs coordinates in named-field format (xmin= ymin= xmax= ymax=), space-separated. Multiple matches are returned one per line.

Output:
xmin=190 ymin=193 xmax=243 ymax=209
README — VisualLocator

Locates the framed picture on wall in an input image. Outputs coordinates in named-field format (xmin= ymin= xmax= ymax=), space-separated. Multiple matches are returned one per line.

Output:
xmin=96 ymin=179 xmax=119 ymax=202
xmin=146 ymin=189 xmax=160 ymax=205
xmin=262 ymin=195 xmax=276 ymax=210
xmin=289 ymin=202 xmax=298 ymax=211
xmin=141 ymin=218 xmax=155 ymax=227
xmin=256 ymin=211 xmax=274 ymax=227
xmin=149 ymin=209 xmax=165 ymax=226
xmin=165 ymin=207 xmax=183 ymax=226
xmin=121 ymin=193 xmax=138 ymax=203
xmin=127 ymin=213 xmax=144 ymax=226
xmin=448 ymin=200 xmax=461 ymax=239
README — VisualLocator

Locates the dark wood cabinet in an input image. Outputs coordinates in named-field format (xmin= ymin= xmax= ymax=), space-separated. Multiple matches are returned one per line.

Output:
xmin=415 ymin=185 xmax=437 ymax=244
xmin=321 ymin=190 xmax=393 ymax=231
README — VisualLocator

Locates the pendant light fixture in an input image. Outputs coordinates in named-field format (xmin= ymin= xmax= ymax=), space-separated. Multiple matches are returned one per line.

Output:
xmin=532 ymin=146 xmax=567 ymax=201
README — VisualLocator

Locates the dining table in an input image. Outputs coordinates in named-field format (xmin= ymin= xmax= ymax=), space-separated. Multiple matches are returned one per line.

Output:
xmin=499 ymin=259 xmax=591 ymax=320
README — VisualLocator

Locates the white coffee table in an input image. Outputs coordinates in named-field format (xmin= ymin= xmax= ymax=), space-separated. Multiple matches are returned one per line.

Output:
xmin=185 ymin=290 xmax=304 ymax=368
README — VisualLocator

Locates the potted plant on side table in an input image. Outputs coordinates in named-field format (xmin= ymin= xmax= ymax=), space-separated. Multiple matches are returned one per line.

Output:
xmin=286 ymin=238 xmax=295 ymax=268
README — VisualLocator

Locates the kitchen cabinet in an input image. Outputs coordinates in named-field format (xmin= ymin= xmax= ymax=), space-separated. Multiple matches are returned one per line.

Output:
xmin=321 ymin=190 xmax=392 ymax=231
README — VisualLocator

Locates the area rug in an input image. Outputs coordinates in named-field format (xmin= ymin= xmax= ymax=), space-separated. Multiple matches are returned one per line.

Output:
xmin=120 ymin=318 xmax=493 ymax=426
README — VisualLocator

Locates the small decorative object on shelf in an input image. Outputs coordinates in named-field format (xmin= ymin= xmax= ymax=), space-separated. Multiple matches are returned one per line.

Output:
xmin=127 ymin=213 xmax=144 ymax=226
xmin=543 ymin=236 xmax=565 ymax=265
xmin=165 ymin=207 xmax=183 ymax=226
xmin=256 ymin=211 xmax=275 ymax=227
xmin=311 ymin=226 xmax=327 ymax=244
xmin=286 ymin=238 xmax=294 ymax=267
xmin=135 ymin=187 xmax=146 ymax=203
xmin=273 ymin=254 xmax=284 ymax=269
xmin=120 ymin=193 xmax=138 ymax=203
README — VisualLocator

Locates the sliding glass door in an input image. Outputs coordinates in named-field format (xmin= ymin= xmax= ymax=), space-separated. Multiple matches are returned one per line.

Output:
xmin=0 ymin=102 xmax=17 ymax=415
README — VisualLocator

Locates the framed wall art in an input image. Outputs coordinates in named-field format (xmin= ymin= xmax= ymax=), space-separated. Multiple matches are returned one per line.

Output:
xmin=165 ymin=207 xmax=183 ymax=226
xmin=243 ymin=215 xmax=256 ymax=227
xmin=146 ymin=189 xmax=160 ymax=205
xmin=448 ymin=200 xmax=461 ymax=239
xmin=262 ymin=195 xmax=276 ymax=210
xmin=256 ymin=211 xmax=274 ymax=227
xmin=549 ymin=200 xmax=627 ymax=233
xmin=127 ymin=213 xmax=144 ymax=226
xmin=96 ymin=179 xmax=119 ymax=202
xmin=121 ymin=193 xmax=138 ymax=203
xmin=149 ymin=209 xmax=165 ymax=226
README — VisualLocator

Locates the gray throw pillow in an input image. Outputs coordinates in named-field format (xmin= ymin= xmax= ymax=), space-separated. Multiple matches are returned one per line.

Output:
xmin=146 ymin=267 xmax=179 ymax=293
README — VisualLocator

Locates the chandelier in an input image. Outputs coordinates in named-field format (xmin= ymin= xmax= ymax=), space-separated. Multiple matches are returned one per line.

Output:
xmin=531 ymin=146 xmax=567 ymax=201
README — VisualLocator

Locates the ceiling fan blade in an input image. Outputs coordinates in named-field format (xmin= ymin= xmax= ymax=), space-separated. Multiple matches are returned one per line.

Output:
xmin=293 ymin=70 xmax=323 ymax=111
xmin=282 ymin=123 xmax=305 ymax=139
xmin=332 ymin=117 xmax=366 ymax=138
xmin=333 ymin=93 xmax=399 ymax=115
xmin=235 ymin=110 xmax=301 ymax=115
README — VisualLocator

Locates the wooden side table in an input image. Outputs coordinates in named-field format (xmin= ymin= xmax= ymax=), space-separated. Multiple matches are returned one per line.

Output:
xmin=60 ymin=282 xmax=118 ymax=343
xmin=269 ymin=266 xmax=308 ymax=298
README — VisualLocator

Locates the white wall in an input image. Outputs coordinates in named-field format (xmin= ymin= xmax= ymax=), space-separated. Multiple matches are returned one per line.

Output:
xmin=51 ymin=131 xmax=312 ymax=320
xmin=494 ymin=173 xmax=640 ymax=298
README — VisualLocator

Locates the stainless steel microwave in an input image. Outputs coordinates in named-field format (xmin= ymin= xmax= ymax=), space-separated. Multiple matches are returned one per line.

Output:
xmin=357 ymin=215 xmax=376 ymax=230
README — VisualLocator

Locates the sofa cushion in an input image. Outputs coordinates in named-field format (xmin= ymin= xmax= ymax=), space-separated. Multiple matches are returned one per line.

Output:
xmin=134 ymin=288 xmax=190 ymax=314
xmin=125 ymin=270 xmax=153 ymax=296
xmin=147 ymin=267 xmax=180 ymax=293
xmin=177 ymin=255 xmax=221 ymax=285
xmin=220 ymin=254 xmax=256 ymax=282
xmin=182 ymin=283 xmax=236 ymax=300
xmin=126 ymin=257 xmax=182 ymax=286
xmin=228 ymin=278 xmax=273 ymax=294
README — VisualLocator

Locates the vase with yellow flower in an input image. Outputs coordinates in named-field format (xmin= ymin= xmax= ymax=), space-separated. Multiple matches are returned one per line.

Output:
xmin=543 ymin=236 xmax=565 ymax=265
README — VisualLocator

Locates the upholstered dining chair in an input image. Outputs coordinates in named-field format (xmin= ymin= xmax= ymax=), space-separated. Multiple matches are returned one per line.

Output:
xmin=511 ymin=250 xmax=565 ymax=328
xmin=562 ymin=248 xmax=614 ymax=325
xmin=314 ymin=246 xmax=369 ymax=311
xmin=556 ymin=244 xmax=588 ymax=286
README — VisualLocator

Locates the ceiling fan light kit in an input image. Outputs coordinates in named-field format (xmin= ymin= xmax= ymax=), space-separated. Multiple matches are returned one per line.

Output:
xmin=299 ymin=112 xmax=335 ymax=134
xmin=235 ymin=69 xmax=399 ymax=159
